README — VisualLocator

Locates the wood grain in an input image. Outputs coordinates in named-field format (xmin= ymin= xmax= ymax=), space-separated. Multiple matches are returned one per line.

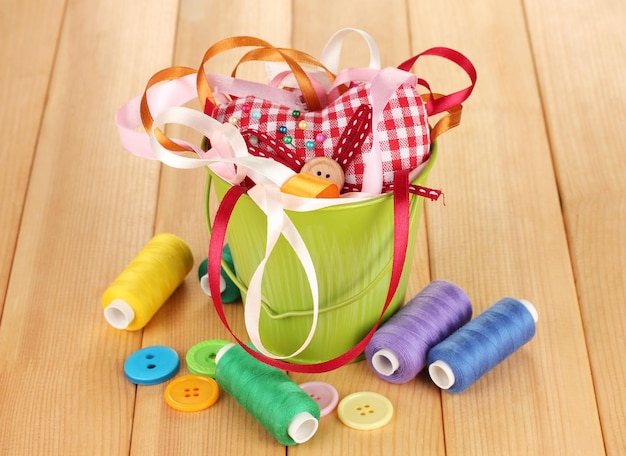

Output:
xmin=0 ymin=0 xmax=65 ymax=312
xmin=0 ymin=0 xmax=623 ymax=454
xmin=407 ymin=1 xmax=605 ymax=454
xmin=0 ymin=0 xmax=178 ymax=454
xmin=524 ymin=0 xmax=626 ymax=454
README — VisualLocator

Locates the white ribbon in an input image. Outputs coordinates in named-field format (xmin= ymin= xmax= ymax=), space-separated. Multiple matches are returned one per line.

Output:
xmin=149 ymin=105 xmax=382 ymax=208
xmin=148 ymin=105 xmax=376 ymax=359
xmin=244 ymin=183 xmax=320 ymax=359
xmin=264 ymin=27 xmax=380 ymax=95
xmin=150 ymin=106 xmax=294 ymax=186
xmin=115 ymin=73 xmax=306 ymax=161
xmin=320 ymin=28 xmax=381 ymax=73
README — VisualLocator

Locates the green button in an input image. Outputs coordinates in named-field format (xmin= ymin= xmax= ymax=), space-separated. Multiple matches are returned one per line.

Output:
xmin=186 ymin=340 xmax=231 ymax=378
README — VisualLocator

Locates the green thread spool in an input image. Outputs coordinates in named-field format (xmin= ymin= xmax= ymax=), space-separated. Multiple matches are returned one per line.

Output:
xmin=215 ymin=344 xmax=320 ymax=445
xmin=198 ymin=244 xmax=240 ymax=303
xmin=102 ymin=233 xmax=193 ymax=330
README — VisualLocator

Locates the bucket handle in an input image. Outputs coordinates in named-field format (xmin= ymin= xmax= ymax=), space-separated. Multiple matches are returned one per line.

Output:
xmin=208 ymin=169 xmax=413 ymax=374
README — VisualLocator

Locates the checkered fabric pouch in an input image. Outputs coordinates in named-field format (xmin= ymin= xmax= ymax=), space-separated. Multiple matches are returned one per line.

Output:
xmin=208 ymin=45 xmax=474 ymax=195
xmin=213 ymin=72 xmax=430 ymax=193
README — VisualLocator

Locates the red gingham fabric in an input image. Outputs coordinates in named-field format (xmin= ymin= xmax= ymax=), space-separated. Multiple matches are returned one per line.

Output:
xmin=214 ymin=81 xmax=430 ymax=192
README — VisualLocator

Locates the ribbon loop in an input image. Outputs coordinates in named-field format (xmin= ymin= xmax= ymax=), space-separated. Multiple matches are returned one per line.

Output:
xmin=398 ymin=47 xmax=477 ymax=116
xmin=197 ymin=37 xmax=335 ymax=112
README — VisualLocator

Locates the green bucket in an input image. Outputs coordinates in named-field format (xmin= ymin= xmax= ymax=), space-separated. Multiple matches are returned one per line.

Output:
xmin=208 ymin=144 xmax=437 ymax=365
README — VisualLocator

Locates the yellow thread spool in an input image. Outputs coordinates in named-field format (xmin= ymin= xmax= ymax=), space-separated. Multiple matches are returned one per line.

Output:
xmin=102 ymin=233 xmax=193 ymax=330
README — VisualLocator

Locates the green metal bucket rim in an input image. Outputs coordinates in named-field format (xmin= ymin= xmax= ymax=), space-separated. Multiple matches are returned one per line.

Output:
xmin=203 ymin=142 xmax=438 ymax=313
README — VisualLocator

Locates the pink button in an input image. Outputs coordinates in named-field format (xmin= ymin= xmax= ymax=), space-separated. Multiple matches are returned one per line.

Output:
xmin=299 ymin=381 xmax=339 ymax=417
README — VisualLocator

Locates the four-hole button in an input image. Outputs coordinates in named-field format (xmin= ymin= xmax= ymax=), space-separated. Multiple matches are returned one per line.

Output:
xmin=337 ymin=391 xmax=394 ymax=430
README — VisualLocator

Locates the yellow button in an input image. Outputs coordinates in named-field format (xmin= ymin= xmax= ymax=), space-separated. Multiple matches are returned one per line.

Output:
xmin=164 ymin=374 xmax=220 ymax=412
xmin=337 ymin=391 xmax=393 ymax=430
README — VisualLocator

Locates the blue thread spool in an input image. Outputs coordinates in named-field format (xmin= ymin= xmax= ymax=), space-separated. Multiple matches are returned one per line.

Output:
xmin=427 ymin=297 xmax=538 ymax=393
xmin=366 ymin=280 xmax=472 ymax=384
xmin=215 ymin=344 xmax=320 ymax=445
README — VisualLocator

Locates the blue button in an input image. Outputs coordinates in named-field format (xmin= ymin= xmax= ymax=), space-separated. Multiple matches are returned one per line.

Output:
xmin=124 ymin=345 xmax=180 ymax=385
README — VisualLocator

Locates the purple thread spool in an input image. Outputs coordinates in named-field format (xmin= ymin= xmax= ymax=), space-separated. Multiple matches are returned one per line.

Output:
xmin=365 ymin=280 xmax=472 ymax=384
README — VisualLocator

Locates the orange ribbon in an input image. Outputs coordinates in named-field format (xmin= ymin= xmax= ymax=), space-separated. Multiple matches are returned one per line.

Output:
xmin=140 ymin=66 xmax=197 ymax=152
xmin=196 ymin=36 xmax=335 ymax=112
xmin=280 ymin=173 xmax=340 ymax=198
xmin=422 ymin=93 xmax=463 ymax=141
xmin=140 ymin=37 xmax=337 ymax=152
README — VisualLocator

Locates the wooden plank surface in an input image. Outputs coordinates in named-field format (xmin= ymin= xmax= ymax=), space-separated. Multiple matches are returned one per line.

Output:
xmin=0 ymin=0 xmax=178 ymax=454
xmin=408 ymin=1 xmax=605 ymax=454
xmin=0 ymin=0 xmax=623 ymax=455
xmin=0 ymin=0 xmax=65 ymax=312
xmin=524 ymin=1 xmax=626 ymax=454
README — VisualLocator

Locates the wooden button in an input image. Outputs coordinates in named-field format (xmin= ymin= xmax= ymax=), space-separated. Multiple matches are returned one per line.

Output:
xmin=300 ymin=157 xmax=345 ymax=191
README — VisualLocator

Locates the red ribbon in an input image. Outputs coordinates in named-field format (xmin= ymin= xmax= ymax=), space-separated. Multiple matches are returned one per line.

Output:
xmin=398 ymin=47 xmax=477 ymax=117
xmin=208 ymin=170 xmax=412 ymax=373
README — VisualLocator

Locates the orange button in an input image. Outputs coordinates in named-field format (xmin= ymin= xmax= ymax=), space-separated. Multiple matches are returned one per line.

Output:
xmin=164 ymin=374 xmax=220 ymax=412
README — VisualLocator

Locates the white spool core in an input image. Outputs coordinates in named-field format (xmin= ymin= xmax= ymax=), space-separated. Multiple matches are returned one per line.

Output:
xmin=518 ymin=299 xmax=539 ymax=323
xmin=200 ymin=274 xmax=227 ymax=296
xmin=215 ymin=343 xmax=236 ymax=365
xmin=288 ymin=411 xmax=319 ymax=444
xmin=103 ymin=299 xmax=136 ymax=329
xmin=428 ymin=360 xmax=456 ymax=390
xmin=371 ymin=349 xmax=401 ymax=376
xmin=214 ymin=343 xmax=318 ymax=444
